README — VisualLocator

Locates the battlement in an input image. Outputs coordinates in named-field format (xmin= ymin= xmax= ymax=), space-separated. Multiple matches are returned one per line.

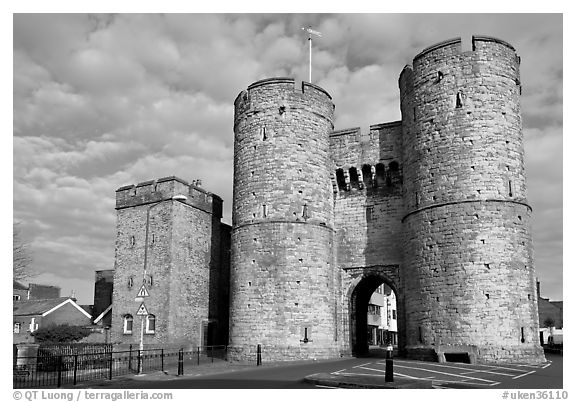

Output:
xmin=413 ymin=35 xmax=517 ymax=62
xmin=115 ymin=176 xmax=223 ymax=218
xmin=234 ymin=77 xmax=334 ymax=131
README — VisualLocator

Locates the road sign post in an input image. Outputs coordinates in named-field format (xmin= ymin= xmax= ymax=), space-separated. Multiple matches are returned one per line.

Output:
xmin=136 ymin=284 xmax=150 ymax=375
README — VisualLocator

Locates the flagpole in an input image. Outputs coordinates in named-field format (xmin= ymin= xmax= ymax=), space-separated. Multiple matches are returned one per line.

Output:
xmin=302 ymin=26 xmax=321 ymax=84
xmin=308 ymin=33 xmax=312 ymax=83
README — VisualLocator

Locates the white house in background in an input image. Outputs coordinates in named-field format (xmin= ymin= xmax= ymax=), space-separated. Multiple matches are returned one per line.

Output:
xmin=367 ymin=284 xmax=397 ymax=346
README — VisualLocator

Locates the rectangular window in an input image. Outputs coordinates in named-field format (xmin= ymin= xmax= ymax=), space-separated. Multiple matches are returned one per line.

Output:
xmin=146 ymin=315 xmax=156 ymax=334
xmin=14 ymin=323 xmax=21 ymax=334
xmin=392 ymin=310 xmax=397 ymax=320
xmin=13 ymin=294 xmax=21 ymax=301
xmin=123 ymin=315 xmax=133 ymax=335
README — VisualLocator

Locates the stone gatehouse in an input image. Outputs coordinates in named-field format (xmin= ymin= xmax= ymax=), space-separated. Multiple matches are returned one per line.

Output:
xmin=111 ymin=36 xmax=545 ymax=364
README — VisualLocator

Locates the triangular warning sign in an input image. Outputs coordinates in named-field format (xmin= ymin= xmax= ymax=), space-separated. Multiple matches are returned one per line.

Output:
xmin=136 ymin=302 xmax=149 ymax=316
xmin=137 ymin=285 xmax=150 ymax=298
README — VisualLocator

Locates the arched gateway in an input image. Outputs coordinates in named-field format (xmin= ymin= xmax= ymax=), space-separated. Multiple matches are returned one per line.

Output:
xmin=344 ymin=266 xmax=402 ymax=356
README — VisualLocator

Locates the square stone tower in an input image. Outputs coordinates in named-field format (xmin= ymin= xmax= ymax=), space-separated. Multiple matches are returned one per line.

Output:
xmin=110 ymin=176 xmax=230 ymax=348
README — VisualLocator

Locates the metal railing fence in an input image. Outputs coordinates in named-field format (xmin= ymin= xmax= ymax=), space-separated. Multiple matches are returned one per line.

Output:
xmin=13 ymin=345 xmax=227 ymax=388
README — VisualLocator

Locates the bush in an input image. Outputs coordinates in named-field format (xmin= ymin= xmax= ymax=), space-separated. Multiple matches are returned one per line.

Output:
xmin=32 ymin=324 xmax=92 ymax=343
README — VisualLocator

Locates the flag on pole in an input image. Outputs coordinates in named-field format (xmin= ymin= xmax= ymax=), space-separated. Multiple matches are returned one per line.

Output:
xmin=303 ymin=27 xmax=322 ymax=38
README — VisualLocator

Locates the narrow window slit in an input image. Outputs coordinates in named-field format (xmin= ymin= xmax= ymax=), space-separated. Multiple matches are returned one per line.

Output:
xmin=456 ymin=91 xmax=463 ymax=108
xmin=302 ymin=204 xmax=309 ymax=220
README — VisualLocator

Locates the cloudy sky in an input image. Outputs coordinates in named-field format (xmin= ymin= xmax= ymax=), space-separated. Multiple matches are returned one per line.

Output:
xmin=12 ymin=13 xmax=563 ymax=304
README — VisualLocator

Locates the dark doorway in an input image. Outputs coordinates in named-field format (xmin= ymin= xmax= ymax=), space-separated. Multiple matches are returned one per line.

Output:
xmin=350 ymin=275 xmax=398 ymax=356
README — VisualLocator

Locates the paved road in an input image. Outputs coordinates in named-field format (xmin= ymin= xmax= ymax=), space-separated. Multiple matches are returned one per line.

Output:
xmin=83 ymin=353 xmax=562 ymax=389
xmin=332 ymin=354 xmax=562 ymax=389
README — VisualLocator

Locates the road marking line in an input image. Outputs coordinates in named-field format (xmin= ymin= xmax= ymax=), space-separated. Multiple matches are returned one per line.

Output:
xmin=513 ymin=370 xmax=536 ymax=380
xmin=352 ymin=363 xmax=371 ymax=369
xmin=452 ymin=362 xmax=527 ymax=372
xmin=315 ymin=385 xmax=339 ymax=389
xmin=509 ymin=363 xmax=548 ymax=368
xmin=358 ymin=366 xmax=387 ymax=374
xmin=392 ymin=364 xmax=496 ymax=383
xmin=457 ymin=369 xmax=515 ymax=377
xmin=543 ymin=363 xmax=551 ymax=369
xmin=392 ymin=361 xmax=517 ymax=377
xmin=394 ymin=372 xmax=424 ymax=380
xmin=432 ymin=379 xmax=500 ymax=387
xmin=432 ymin=379 xmax=501 ymax=387
xmin=331 ymin=369 xmax=346 ymax=375
xmin=337 ymin=372 xmax=387 ymax=377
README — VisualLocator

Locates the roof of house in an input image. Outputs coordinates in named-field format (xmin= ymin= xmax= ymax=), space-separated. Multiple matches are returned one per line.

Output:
xmin=13 ymin=297 xmax=92 ymax=319
xmin=13 ymin=280 xmax=28 ymax=290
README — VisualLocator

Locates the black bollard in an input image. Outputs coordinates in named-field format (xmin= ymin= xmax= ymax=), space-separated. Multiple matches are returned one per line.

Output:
xmin=256 ymin=344 xmax=262 ymax=366
xmin=177 ymin=348 xmax=183 ymax=376
xmin=385 ymin=343 xmax=394 ymax=382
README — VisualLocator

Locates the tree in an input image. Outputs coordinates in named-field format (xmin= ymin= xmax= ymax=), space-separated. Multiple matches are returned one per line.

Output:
xmin=31 ymin=324 xmax=92 ymax=343
xmin=13 ymin=222 xmax=35 ymax=281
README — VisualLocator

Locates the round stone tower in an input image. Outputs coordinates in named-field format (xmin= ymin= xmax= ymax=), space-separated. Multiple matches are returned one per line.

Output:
xmin=399 ymin=37 xmax=545 ymax=363
xmin=229 ymin=78 xmax=340 ymax=360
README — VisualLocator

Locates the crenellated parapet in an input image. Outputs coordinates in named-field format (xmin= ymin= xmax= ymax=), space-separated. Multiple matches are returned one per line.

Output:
xmin=116 ymin=176 xmax=222 ymax=218
xmin=234 ymin=77 xmax=334 ymax=135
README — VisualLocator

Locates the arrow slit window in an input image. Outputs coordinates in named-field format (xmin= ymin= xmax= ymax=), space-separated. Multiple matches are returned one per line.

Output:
xmin=123 ymin=314 xmax=133 ymax=335
xmin=146 ymin=314 xmax=156 ymax=334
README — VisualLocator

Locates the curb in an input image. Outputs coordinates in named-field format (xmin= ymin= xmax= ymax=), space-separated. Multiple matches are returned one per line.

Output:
xmin=303 ymin=373 xmax=434 ymax=389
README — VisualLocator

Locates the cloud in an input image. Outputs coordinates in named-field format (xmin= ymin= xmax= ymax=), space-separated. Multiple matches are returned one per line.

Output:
xmin=12 ymin=13 xmax=563 ymax=305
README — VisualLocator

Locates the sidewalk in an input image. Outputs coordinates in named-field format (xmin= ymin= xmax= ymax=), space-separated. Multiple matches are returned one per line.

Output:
xmin=72 ymin=357 xmax=335 ymax=388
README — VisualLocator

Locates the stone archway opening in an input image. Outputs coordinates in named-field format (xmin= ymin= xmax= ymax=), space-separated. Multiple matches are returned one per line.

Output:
xmin=350 ymin=275 xmax=399 ymax=357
